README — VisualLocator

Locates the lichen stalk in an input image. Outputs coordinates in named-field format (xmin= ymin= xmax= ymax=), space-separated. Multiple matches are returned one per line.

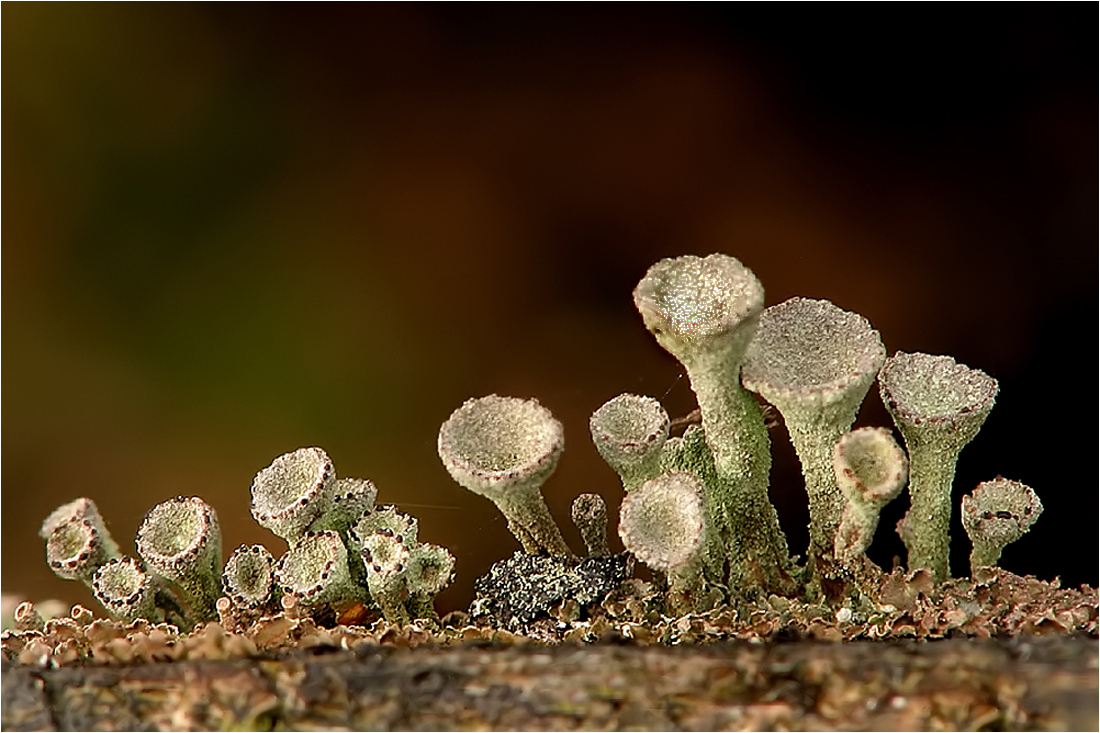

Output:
xmin=878 ymin=352 xmax=998 ymax=582
xmin=741 ymin=297 xmax=886 ymax=585
xmin=634 ymin=254 xmax=792 ymax=593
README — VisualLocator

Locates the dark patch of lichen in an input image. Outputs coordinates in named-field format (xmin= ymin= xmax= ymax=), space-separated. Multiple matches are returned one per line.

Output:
xmin=470 ymin=551 xmax=631 ymax=630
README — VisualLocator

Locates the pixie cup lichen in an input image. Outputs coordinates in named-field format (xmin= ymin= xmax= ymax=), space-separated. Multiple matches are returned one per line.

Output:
xmin=832 ymin=427 xmax=908 ymax=569
xmin=742 ymin=297 xmax=886 ymax=581
xmin=92 ymin=557 xmax=158 ymax=623
xmin=251 ymin=447 xmax=336 ymax=543
xmin=879 ymin=352 xmax=998 ymax=581
xmin=633 ymin=253 xmax=791 ymax=593
xmin=45 ymin=518 xmax=120 ymax=587
xmin=438 ymin=395 xmax=573 ymax=557
xmin=359 ymin=530 xmax=413 ymax=623
xmin=136 ymin=496 xmax=222 ymax=620
xmin=961 ymin=478 xmax=1043 ymax=574
xmin=590 ymin=393 xmax=670 ymax=493
xmin=222 ymin=544 xmax=277 ymax=610
xmin=275 ymin=530 xmax=364 ymax=614
xmin=40 ymin=498 xmax=121 ymax=556
xmin=308 ymin=477 xmax=378 ymax=540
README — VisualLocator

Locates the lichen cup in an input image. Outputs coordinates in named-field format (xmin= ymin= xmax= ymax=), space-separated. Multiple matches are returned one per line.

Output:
xmin=742 ymin=297 xmax=886 ymax=580
xmin=633 ymin=253 xmax=792 ymax=594
xmin=250 ymin=447 xmax=336 ymax=543
xmin=590 ymin=393 xmax=670 ymax=493
xmin=878 ymin=352 xmax=998 ymax=581
xmin=275 ymin=530 xmax=364 ymax=615
xmin=438 ymin=395 xmax=572 ymax=557
xmin=92 ymin=557 xmax=158 ymax=623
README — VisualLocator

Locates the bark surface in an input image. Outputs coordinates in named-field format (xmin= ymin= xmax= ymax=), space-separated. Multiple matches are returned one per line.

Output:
xmin=3 ymin=636 xmax=1096 ymax=731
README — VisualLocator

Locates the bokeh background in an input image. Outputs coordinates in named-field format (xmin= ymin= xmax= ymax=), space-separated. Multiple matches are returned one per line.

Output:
xmin=5 ymin=4 xmax=1096 ymax=615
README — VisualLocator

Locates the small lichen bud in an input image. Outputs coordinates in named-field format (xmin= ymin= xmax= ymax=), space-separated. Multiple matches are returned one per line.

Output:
xmin=571 ymin=493 xmax=610 ymax=557
xmin=742 ymin=297 xmax=886 ymax=578
xmin=438 ymin=395 xmax=572 ymax=556
xmin=251 ymin=447 xmax=336 ymax=542
xmin=360 ymin=531 xmax=412 ymax=624
xmin=276 ymin=530 xmax=363 ymax=613
xmin=879 ymin=352 xmax=998 ymax=581
xmin=12 ymin=602 xmax=45 ymax=632
xmin=222 ymin=544 xmax=277 ymax=610
xmin=589 ymin=394 xmax=670 ymax=492
xmin=136 ymin=496 xmax=222 ymax=620
xmin=962 ymin=478 xmax=1043 ymax=574
xmin=832 ymin=427 xmax=908 ymax=568
xmin=45 ymin=517 xmax=120 ymax=587
xmin=92 ymin=557 xmax=157 ymax=623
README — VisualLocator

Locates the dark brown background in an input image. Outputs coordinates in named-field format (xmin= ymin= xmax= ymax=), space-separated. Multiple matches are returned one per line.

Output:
xmin=4 ymin=4 xmax=1096 ymax=614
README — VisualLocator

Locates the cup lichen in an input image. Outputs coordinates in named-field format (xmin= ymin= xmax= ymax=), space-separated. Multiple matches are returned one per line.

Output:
xmin=742 ymin=297 xmax=886 ymax=585
xmin=438 ymin=394 xmax=573 ymax=557
xmin=878 ymin=352 xmax=998 ymax=581
xmin=633 ymin=253 xmax=793 ymax=595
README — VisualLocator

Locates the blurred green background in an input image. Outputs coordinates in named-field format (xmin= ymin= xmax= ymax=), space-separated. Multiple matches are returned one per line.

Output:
xmin=4 ymin=5 xmax=1095 ymax=614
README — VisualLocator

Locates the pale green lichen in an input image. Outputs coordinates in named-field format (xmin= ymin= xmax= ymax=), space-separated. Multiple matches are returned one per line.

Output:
xmin=275 ymin=530 xmax=364 ymax=613
xmin=634 ymin=254 xmax=793 ymax=595
xmin=879 ymin=352 xmax=998 ymax=581
xmin=742 ymin=297 xmax=886 ymax=585
xmin=222 ymin=544 xmax=277 ymax=610
xmin=619 ymin=472 xmax=709 ymax=613
xmin=136 ymin=496 xmax=223 ymax=620
xmin=92 ymin=557 xmax=157 ymax=624
xmin=438 ymin=394 xmax=573 ymax=557
xmin=32 ymin=250 xmax=1054 ymax=637
xmin=250 ymin=447 xmax=336 ymax=542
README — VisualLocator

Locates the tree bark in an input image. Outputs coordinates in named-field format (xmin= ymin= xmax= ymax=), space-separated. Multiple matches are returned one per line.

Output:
xmin=3 ymin=636 xmax=1096 ymax=731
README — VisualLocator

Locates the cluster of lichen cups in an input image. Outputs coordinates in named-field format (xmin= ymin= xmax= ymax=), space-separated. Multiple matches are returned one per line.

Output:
xmin=435 ymin=253 xmax=1044 ymax=616
xmin=40 ymin=447 xmax=455 ymax=630
xmin=41 ymin=251 xmax=1045 ymax=631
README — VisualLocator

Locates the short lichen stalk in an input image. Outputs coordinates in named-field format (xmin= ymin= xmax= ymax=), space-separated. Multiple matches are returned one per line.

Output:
xmin=634 ymin=254 xmax=793 ymax=595
xmin=879 ymin=352 xmax=998 ymax=581
xmin=438 ymin=395 xmax=573 ymax=557
xmin=571 ymin=494 xmax=611 ymax=557
xmin=742 ymin=298 xmax=886 ymax=588
xmin=961 ymin=478 xmax=1043 ymax=575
